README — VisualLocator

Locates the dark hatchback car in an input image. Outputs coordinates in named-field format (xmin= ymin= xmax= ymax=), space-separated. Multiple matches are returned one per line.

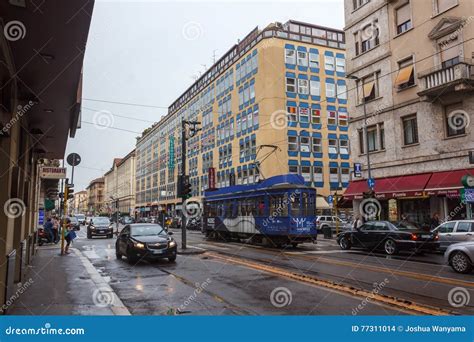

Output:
xmin=336 ymin=221 xmax=439 ymax=255
xmin=87 ymin=217 xmax=113 ymax=239
xmin=115 ymin=224 xmax=177 ymax=264
xmin=68 ymin=216 xmax=81 ymax=231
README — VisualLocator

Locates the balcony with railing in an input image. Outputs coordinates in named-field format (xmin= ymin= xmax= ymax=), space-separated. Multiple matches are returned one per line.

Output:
xmin=418 ymin=59 xmax=474 ymax=97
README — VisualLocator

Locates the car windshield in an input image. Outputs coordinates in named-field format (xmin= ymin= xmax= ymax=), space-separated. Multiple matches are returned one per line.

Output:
xmin=76 ymin=215 xmax=84 ymax=219
xmin=70 ymin=217 xmax=78 ymax=223
xmin=131 ymin=225 xmax=166 ymax=237
xmin=93 ymin=217 xmax=110 ymax=225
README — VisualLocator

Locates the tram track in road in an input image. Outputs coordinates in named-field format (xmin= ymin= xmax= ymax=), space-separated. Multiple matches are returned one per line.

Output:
xmin=204 ymin=250 xmax=454 ymax=316
xmin=194 ymin=239 xmax=474 ymax=289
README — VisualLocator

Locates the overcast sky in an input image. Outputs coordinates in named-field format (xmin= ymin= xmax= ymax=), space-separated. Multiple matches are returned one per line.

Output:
xmin=66 ymin=0 xmax=344 ymax=191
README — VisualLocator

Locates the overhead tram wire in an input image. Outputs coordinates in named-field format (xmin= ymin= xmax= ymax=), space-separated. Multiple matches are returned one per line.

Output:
xmin=82 ymin=98 xmax=169 ymax=109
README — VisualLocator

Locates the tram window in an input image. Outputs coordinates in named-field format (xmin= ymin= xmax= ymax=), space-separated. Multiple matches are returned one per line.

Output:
xmin=291 ymin=193 xmax=301 ymax=216
xmin=248 ymin=199 xmax=257 ymax=216
xmin=257 ymin=198 xmax=266 ymax=216
xmin=302 ymin=193 xmax=309 ymax=216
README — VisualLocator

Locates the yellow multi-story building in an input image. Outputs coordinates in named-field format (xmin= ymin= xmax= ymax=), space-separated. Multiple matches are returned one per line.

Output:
xmin=135 ymin=20 xmax=350 ymax=216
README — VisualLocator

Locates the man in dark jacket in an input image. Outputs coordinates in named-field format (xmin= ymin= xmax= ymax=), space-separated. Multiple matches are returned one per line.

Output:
xmin=43 ymin=218 xmax=54 ymax=243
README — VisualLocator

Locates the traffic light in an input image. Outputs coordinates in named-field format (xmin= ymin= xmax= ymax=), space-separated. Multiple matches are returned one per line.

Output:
xmin=183 ymin=176 xmax=192 ymax=199
xmin=65 ymin=180 xmax=74 ymax=200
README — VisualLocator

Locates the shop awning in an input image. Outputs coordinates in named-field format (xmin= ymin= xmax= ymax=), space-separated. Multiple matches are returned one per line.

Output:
xmin=343 ymin=173 xmax=431 ymax=200
xmin=425 ymin=168 xmax=474 ymax=196
xmin=316 ymin=196 xmax=331 ymax=209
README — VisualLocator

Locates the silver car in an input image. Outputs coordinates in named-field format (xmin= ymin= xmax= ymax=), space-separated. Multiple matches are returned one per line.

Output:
xmin=444 ymin=242 xmax=474 ymax=274
xmin=316 ymin=215 xmax=351 ymax=233
xmin=433 ymin=220 xmax=474 ymax=251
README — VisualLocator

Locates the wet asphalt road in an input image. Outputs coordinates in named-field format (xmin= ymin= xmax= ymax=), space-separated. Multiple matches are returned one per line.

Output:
xmin=72 ymin=225 xmax=474 ymax=315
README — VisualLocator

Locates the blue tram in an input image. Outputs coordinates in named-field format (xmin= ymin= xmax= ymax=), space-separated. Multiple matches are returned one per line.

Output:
xmin=202 ymin=174 xmax=317 ymax=247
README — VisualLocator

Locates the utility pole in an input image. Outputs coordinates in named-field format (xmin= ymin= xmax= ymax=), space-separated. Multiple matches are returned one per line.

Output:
xmin=180 ymin=120 xmax=201 ymax=250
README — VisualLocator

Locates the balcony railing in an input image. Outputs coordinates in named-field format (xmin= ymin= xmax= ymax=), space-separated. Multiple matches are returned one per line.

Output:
xmin=418 ymin=59 xmax=474 ymax=96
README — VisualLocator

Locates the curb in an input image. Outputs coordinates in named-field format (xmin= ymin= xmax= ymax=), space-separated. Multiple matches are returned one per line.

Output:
xmin=177 ymin=246 xmax=206 ymax=255
xmin=73 ymin=248 xmax=131 ymax=316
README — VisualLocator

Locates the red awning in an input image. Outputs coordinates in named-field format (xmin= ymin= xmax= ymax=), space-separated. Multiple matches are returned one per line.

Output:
xmin=343 ymin=173 xmax=431 ymax=200
xmin=343 ymin=180 xmax=369 ymax=200
xmin=425 ymin=168 xmax=474 ymax=196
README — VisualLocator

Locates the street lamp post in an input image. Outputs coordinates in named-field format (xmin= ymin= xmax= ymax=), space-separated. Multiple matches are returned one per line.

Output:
xmin=347 ymin=75 xmax=373 ymax=190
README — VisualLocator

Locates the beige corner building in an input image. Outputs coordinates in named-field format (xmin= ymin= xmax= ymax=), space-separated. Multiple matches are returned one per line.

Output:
xmin=104 ymin=150 xmax=136 ymax=216
xmin=343 ymin=0 xmax=474 ymax=222
xmin=87 ymin=177 xmax=105 ymax=215
xmin=73 ymin=190 xmax=88 ymax=214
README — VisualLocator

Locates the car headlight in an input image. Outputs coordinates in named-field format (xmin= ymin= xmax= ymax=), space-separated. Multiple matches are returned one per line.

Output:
xmin=90 ymin=226 xmax=95 ymax=230
xmin=169 ymin=240 xmax=177 ymax=248
xmin=134 ymin=242 xmax=145 ymax=249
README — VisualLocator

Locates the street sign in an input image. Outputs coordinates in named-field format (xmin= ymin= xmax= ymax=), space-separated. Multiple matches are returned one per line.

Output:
xmin=354 ymin=163 xmax=362 ymax=177
xmin=327 ymin=195 xmax=334 ymax=204
xmin=66 ymin=153 xmax=81 ymax=167
xmin=367 ymin=178 xmax=375 ymax=189
xmin=40 ymin=167 xmax=66 ymax=179
xmin=461 ymin=188 xmax=474 ymax=203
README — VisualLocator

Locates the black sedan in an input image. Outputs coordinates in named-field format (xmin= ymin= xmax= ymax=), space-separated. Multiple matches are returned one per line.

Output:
xmin=115 ymin=224 xmax=177 ymax=264
xmin=336 ymin=221 xmax=439 ymax=255
xmin=87 ymin=217 xmax=113 ymax=238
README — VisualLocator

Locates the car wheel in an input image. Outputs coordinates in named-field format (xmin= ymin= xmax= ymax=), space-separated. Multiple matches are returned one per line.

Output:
xmin=339 ymin=236 xmax=351 ymax=250
xmin=384 ymin=239 xmax=398 ymax=255
xmin=168 ymin=255 xmax=176 ymax=262
xmin=450 ymin=251 xmax=473 ymax=274
xmin=127 ymin=249 xmax=138 ymax=264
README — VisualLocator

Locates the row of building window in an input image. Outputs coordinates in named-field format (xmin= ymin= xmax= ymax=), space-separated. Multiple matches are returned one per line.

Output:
xmin=238 ymin=81 xmax=256 ymax=107
xmin=289 ymin=165 xmax=351 ymax=184
xmin=284 ymin=49 xmax=345 ymax=73
xmin=288 ymin=136 xmax=350 ymax=155
xmin=236 ymin=52 xmax=258 ymax=84
xmin=285 ymin=77 xmax=347 ymax=99
xmin=287 ymin=107 xmax=348 ymax=126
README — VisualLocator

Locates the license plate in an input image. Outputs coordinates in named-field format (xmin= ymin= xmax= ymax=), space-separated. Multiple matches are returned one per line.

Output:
xmin=421 ymin=235 xmax=431 ymax=239
xmin=152 ymin=250 xmax=163 ymax=254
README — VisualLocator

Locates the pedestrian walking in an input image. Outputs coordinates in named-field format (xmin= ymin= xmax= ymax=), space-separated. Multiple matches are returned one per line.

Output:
xmin=352 ymin=215 xmax=363 ymax=230
xmin=64 ymin=218 xmax=77 ymax=254
xmin=430 ymin=212 xmax=440 ymax=230
xmin=52 ymin=216 xmax=59 ymax=243
xmin=43 ymin=217 xmax=54 ymax=243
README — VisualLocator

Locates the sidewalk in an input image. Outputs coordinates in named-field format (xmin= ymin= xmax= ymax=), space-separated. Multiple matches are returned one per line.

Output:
xmin=7 ymin=245 xmax=129 ymax=316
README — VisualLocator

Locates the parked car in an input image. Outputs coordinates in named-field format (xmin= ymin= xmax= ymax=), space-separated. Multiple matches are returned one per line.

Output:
xmin=336 ymin=220 xmax=439 ymax=255
xmin=75 ymin=214 xmax=86 ymax=225
xmin=316 ymin=215 xmax=350 ymax=232
xmin=115 ymin=224 xmax=177 ymax=264
xmin=444 ymin=241 xmax=474 ymax=274
xmin=68 ymin=216 xmax=81 ymax=231
xmin=87 ymin=217 xmax=113 ymax=239
xmin=121 ymin=216 xmax=135 ymax=225
xmin=432 ymin=220 xmax=474 ymax=251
